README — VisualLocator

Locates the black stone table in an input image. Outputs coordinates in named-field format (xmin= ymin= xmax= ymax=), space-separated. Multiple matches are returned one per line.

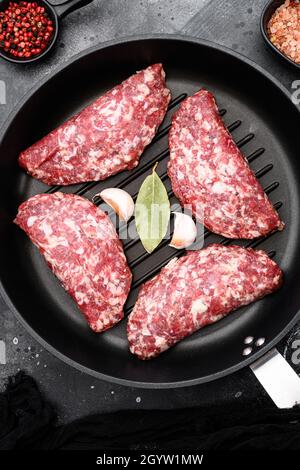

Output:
xmin=0 ymin=0 xmax=299 ymax=423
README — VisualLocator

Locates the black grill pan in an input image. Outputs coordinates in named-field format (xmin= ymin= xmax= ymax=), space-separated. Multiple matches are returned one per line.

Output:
xmin=0 ymin=35 xmax=300 ymax=388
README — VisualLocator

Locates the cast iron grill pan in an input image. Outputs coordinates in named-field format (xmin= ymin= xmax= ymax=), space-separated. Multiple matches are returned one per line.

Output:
xmin=0 ymin=36 xmax=299 ymax=387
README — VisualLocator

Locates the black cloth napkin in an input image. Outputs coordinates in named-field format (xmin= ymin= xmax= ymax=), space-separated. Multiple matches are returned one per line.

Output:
xmin=1 ymin=371 xmax=300 ymax=450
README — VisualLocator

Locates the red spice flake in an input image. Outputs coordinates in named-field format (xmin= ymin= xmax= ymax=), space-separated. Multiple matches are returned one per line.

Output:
xmin=0 ymin=1 xmax=54 ymax=59
xmin=267 ymin=0 xmax=300 ymax=64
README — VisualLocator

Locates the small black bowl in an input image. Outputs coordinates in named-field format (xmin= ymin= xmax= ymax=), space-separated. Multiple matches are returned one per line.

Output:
xmin=260 ymin=0 xmax=300 ymax=70
xmin=0 ymin=0 xmax=93 ymax=64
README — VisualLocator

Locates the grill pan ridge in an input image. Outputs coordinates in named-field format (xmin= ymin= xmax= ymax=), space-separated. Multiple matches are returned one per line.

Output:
xmin=0 ymin=35 xmax=299 ymax=388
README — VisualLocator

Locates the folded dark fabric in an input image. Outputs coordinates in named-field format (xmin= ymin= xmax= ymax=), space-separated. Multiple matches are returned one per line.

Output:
xmin=1 ymin=371 xmax=300 ymax=450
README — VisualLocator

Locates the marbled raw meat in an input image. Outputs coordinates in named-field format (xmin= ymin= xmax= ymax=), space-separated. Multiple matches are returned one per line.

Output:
xmin=127 ymin=244 xmax=282 ymax=359
xmin=14 ymin=192 xmax=132 ymax=332
xmin=19 ymin=64 xmax=171 ymax=185
xmin=168 ymin=89 xmax=284 ymax=239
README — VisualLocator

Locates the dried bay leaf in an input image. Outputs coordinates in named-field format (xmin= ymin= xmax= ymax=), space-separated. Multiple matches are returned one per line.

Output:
xmin=135 ymin=164 xmax=170 ymax=253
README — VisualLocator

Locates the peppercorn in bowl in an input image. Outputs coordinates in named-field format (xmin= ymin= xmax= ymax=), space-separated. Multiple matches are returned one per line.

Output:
xmin=0 ymin=0 xmax=57 ymax=63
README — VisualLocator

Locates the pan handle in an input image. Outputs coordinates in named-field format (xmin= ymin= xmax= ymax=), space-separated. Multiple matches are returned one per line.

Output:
xmin=49 ymin=0 xmax=94 ymax=19
xmin=250 ymin=348 xmax=300 ymax=408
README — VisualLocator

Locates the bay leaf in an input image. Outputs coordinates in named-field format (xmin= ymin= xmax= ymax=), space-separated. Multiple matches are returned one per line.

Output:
xmin=135 ymin=164 xmax=170 ymax=253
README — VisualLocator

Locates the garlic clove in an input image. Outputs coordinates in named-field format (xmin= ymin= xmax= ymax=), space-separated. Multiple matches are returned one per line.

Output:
xmin=96 ymin=188 xmax=135 ymax=222
xmin=169 ymin=212 xmax=197 ymax=249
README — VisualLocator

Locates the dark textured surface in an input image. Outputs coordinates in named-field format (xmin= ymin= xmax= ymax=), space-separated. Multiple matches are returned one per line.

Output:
xmin=0 ymin=0 xmax=299 ymax=423
xmin=183 ymin=0 xmax=298 ymax=88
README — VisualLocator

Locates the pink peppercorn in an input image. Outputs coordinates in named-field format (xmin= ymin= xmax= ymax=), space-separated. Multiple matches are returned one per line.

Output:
xmin=0 ymin=1 xmax=55 ymax=59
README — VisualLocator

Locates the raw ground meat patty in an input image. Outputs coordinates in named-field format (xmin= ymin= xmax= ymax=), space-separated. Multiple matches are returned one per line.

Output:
xmin=127 ymin=244 xmax=283 ymax=359
xmin=168 ymin=89 xmax=284 ymax=239
xmin=19 ymin=63 xmax=171 ymax=186
xmin=14 ymin=192 xmax=132 ymax=332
